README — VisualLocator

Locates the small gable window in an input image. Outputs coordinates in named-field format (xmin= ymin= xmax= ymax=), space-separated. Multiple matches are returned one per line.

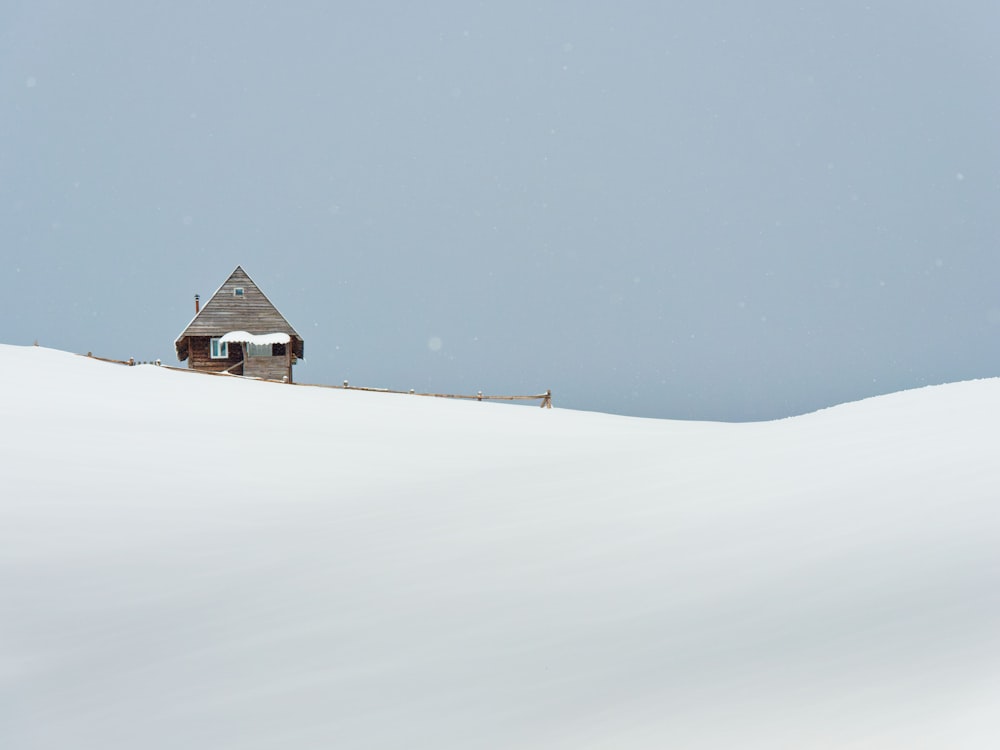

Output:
xmin=210 ymin=338 xmax=228 ymax=359
xmin=233 ymin=287 xmax=245 ymax=297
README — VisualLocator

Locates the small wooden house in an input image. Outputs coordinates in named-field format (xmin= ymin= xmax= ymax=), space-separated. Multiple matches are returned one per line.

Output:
xmin=174 ymin=266 xmax=304 ymax=382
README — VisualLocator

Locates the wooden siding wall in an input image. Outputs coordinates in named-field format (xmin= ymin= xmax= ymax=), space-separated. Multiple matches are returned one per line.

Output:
xmin=186 ymin=337 xmax=243 ymax=375
xmin=243 ymin=348 xmax=292 ymax=381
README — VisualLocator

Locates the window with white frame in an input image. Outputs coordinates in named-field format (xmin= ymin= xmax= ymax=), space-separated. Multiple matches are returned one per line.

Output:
xmin=247 ymin=343 xmax=272 ymax=357
xmin=210 ymin=338 xmax=228 ymax=359
xmin=233 ymin=287 xmax=245 ymax=297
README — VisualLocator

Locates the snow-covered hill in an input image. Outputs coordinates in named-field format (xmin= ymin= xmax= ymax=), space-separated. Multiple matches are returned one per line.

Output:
xmin=2 ymin=344 xmax=998 ymax=749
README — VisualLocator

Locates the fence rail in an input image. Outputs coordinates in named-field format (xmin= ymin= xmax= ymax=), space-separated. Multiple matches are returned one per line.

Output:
xmin=77 ymin=351 xmax=553 ymax=407
xmin=306 ymin=381 xmax=553 ymax=408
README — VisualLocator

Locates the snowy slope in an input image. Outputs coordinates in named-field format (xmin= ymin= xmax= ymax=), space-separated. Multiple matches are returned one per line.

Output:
xmin=1 ymin=344 xmax=998 ymax=749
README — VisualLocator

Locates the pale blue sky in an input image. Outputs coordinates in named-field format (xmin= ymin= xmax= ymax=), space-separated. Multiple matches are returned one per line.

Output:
xmin=3 ymin=1 xmax=999 ymax=420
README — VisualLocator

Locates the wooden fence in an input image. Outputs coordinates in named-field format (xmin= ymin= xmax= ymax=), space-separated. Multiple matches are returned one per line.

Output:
xmin=77 ymin=351 xmax=553 ymax=408
xmin=306 ymin=381 xmax=553 ymax=408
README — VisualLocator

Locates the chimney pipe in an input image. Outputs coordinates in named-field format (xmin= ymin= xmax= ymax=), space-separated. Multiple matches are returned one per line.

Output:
xmin=194 ymin=294 xmax=200 ymax=313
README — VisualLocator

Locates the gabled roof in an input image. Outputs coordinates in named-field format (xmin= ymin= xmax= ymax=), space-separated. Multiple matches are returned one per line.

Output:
xmin=175 ymin=266 xmax=304 ymax=361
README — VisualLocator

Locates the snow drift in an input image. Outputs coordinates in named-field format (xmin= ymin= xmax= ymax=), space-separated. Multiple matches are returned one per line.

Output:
xmin=1 ymin=344 xmax=998 ymax=749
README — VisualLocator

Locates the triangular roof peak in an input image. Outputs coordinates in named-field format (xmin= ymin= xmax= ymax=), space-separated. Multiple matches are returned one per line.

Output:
xmin=174 ymin=266 xmax=303 ymax=361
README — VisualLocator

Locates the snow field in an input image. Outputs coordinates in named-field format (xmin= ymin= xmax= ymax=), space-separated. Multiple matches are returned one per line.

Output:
xmin=1 ymin=344 xmax=998 ymax=749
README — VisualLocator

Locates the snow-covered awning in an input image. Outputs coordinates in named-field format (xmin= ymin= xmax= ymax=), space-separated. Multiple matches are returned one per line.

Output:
xmin=219 ymin=331 xmax=292 ymax=345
